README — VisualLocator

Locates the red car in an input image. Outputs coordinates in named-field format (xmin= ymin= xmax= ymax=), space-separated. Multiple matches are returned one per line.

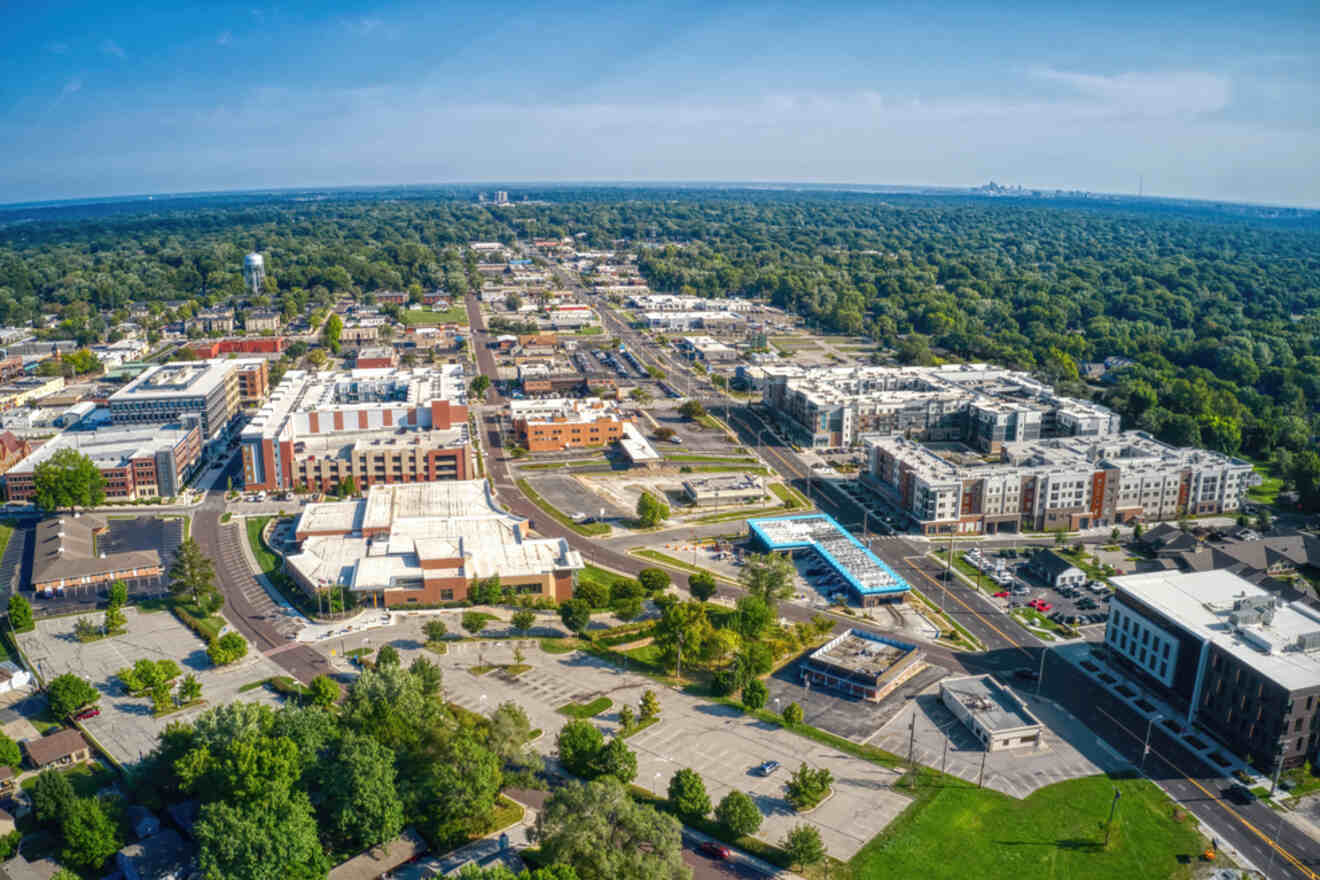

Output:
xmin=73 ymin=707 xmax=100 ymax=721
xmin=1035 ymin=602 xmax=1053 ymax=612
xmin=993 ymin=591 xmax=1010 ymax=598
xmin=697 ymin=841 xmax=732 ymax=861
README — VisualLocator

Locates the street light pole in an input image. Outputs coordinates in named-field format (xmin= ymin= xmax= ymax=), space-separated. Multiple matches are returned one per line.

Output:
xmin=1103 ymin=788 xmax=1122 ymax=847
xmin=1034 ymin=647 xmax=1047 ymax=698
xmin=1140 ymin=714 xmax=1160 ymax=773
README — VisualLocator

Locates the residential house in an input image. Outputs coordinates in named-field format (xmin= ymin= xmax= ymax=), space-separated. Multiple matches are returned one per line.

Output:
xmin=24 ymin=729 xmax=91 ymax=770
xmin=1030 ymin=549 xmax=1086 ymax=588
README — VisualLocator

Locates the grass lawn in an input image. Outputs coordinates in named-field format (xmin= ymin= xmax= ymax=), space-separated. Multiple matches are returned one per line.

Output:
xmin=0 ymin=523 xmax=13 ymax=565
xmin=689 ymin=503 xmax=796 ymax=524
xmin=540 ymin=638 xmax=583 ymax=654
xmin=400 ymin=305 xmax=468 ymax=325
xmin=665 ymin=454 xmax=760 ymax=464
xmin=520 ymin=458 xmax=608 ymax=471
xmin=21 ymin=762 xmax=117 ymax=798
xmin=172 ymin=599 xmax=225 ymax=641
xmin=624 ymin=643 xmax=664 ymax=667
xmin=578 ymin=563 xmax=631 ymax=594
xmin=1247 ymin=472 xmax=1283 ymax=506
xmin=769 ymin=481 xmax=809 ymax=508
xmin=557 ymin=696 xmax=612 ymax=718
xmin=516 ymin=478 xmax=610 ymax=537
xmin=473 ymin=796 xmax=524 ymax=838
xmin=246 ymin=516 xmax=281 ymax=574
xmin=630 ymin=549 xmax=733 ymax=582
xmin=847 ymin=774 xmax=1213 ymax=880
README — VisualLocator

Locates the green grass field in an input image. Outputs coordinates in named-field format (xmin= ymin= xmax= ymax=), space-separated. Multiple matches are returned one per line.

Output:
xmin=245 ymin=516 xmax=281 ymax=574
xmin=1247 ymin=472 xmax=1283 ymax=506
xmin=848 ymin=774 xmax=1211 ymax=880
xmin=556 ymin=696 xmax=612 ymax=718
xmin=400 ymin=305 xmax=469 ymax=325
xmin=576 ymin=563 xmax=627 ymax=594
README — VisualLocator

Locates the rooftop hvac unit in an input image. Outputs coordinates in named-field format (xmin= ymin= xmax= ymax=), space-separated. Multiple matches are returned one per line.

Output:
xmin=1295 ymin=631 xmax=1320 ymax=652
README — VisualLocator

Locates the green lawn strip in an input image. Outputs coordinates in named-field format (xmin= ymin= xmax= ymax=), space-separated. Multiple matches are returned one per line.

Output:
xmin=400 ymin=305 xmax=469 ymax=324
xmin=930 ymin=549 xmax=997 ymax=592
xmin=556 ymin=696 xmax=613 ymax=718
xmin=575 ymin=563 xmax=624 ymax=594
xmin=709 ymin=695 xmax=904 ymax=769
xmin=619 ymin=716 xmax=660 ymax=739
xmin=0 ymin=523 xmax=13 ymax=565
xmin=629 ymin=549 xmax=737 ymax=584
xmin=474 ymin=795 xmax=525 ymax=837
xmin=904 ymin=588 xmax=984 ymax=651
xmin=171 ymin=599 xmax=225 ymax=642
xmin=623 ymin=643 xmax=663 ymax=668
xmin=153 ymin=699 xmax=206 ymax=719
xmin=684 ymin=465 xmax=771 ymax=475
xmin=516 ymin=478 xmax=610 ymax=537
xmin=847 ymin=772 xmax=1212 ymax=880
xmin=20 ymin=762 xmax=117 ymax=798
xmin=689 ymin=503 xmax=793 ymax=524
xmin=520 ymin=458 xmax=609 ymax=471
xmin=768 ymin=482 xmax=808 ymax=508
xmin=664 ymin=454 xmax=760 ymax=464
xmin=244 ymin=515 xmax=326 ymax=618
xmin=344 ymin=647 xmax=372 ymax=658
xmin=540 ymin=638 xmax=584 ymax=654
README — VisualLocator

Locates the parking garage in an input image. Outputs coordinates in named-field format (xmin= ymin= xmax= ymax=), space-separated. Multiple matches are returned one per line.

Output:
xmin=748 ymin=513 xmax=911 ymax=606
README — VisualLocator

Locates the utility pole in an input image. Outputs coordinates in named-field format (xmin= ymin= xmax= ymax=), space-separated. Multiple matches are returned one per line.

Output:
xmin=978 ymin=748 xmax=988 ymax=788
xmin=941 ymin=732 xmax=950 ymax=776
xmin=1269 ymin=747 xmax=1284 ymax=797
xmin=1140 ymin=714 xmax=1159 ymax=773
xmin=907 ymin=711 xmax=916 ymax=767
xmin=1103 ymin=788 xmax=1122 ymax=847
xmin=1034 ymin=647 xmax=1047 ymax=698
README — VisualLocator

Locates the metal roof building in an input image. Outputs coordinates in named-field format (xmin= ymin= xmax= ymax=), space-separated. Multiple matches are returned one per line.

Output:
xmin=748 ymin=513 xmax=910 ymax=606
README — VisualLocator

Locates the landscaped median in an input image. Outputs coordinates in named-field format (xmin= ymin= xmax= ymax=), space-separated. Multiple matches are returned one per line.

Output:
xmin=515 ymin=478 xmax=611 ymax=537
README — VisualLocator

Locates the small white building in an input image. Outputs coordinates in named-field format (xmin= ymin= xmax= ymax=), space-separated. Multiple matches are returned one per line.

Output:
xmin=0 ymin=662 xmax=33 ymax=695
xmin=939 ymin=675 xmax=1043 ymax=751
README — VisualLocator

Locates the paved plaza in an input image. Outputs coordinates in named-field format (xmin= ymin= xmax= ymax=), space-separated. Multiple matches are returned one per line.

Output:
xmin=18 ymin=608 xmax=287 ymax=763
xmin=320 ymin=626 xmax=912 ymax=860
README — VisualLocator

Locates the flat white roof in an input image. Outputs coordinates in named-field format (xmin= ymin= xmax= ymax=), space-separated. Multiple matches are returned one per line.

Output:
xmin=1112 ymin=569 xmax=1320 ymax=691
xmin=619 ymin=422 xmax=659 ymax=462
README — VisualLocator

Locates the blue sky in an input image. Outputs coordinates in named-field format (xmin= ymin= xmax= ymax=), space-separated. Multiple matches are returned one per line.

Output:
xmin=2 ymin=1 xmax=1316 ymax=206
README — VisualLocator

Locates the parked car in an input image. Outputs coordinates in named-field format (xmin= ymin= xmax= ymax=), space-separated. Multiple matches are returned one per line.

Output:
xmin=73 ymin=707 xmax=101 ymax=721
xmin=757 ymin=760 xmax=780 ymax=776
xmin=1036 ymin=602 xmax=1053 ymax=612
xmin=1225 ymin=783 xmax=1257 ymax=805
xmin=993 ymin=591 xmax=1010 ymax=598
xmin=697 ymin=842 xmax=732 ymax=861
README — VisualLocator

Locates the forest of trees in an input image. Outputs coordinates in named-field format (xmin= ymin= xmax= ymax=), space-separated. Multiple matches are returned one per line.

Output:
xmin=1 ymin=188 xmax=1316 ymax=502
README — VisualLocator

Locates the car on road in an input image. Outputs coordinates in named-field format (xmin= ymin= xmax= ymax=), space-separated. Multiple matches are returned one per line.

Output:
xmin=697 ymin=842 xmax=732 ymax=860
xmin=757 ymin=760 xmax=780 ymax=776
xmin=993 ymin=591 xmax=1010 ymax=598
xmin=1225 ymin=783 xmax=1257 ymax=805
xmin=1035 ymin=601 xmax=1053 ymax=612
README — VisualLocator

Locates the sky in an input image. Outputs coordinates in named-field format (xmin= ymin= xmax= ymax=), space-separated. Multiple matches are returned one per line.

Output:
xmin=2 ymin=0 xmax=1317 ymax=206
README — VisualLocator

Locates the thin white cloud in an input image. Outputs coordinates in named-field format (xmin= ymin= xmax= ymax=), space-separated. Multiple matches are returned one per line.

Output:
xmin=62 ymin=78 xmax=83 ymax=96
xmin=217 ymin=30 xmax=233 ymax=47
xmin=1032 ymin=68 xmax=1230 ymax=117
xmin=101 ymin=39 xmax=126 ymax=59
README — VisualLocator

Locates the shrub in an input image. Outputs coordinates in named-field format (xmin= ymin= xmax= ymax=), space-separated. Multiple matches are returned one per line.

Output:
xmin=637 ymin=568 xmax=670 ymax=595
xmin=785 ymin=763 xmax=833 ymax=811
xmin=424 ymin=619 xmax=448 ymax=642
xmin=715 ymin=790 xmax=762 ymax=836
xmin=782 ymin=702 xmax=803 ymax=724
xmin=667 ymin=768 xmax=711 ymax=820
xmin=741 ymin=678 xmax=768 ymax=710
xmin=208 ymin=632 xmax=248 ymax=666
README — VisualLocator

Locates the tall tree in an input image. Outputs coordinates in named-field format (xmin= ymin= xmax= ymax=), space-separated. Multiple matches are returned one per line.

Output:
xmin=169 ymin=537 xmax=216 ymax=602
xmin=322 ymin=312 xmax=343 ymax=354
xmin=60 ymin=796 xmax=121 ymax=870
xmin=536 ymin=777 xmax=689 ymax=880
xmin=32 ymin=448 xmax=106 ymax=512
xmin=739 ymin=552 xmax=794 ymax=609
xmin=195 ymin=790 xmax=328 ymax=880
xmin=47 ymin=673 xmax=99 ymax=719
xmin=322 ymin=733 xmax=405 ymax=853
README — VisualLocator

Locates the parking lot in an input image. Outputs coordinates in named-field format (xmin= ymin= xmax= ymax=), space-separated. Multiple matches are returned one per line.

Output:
xmin=17 ymin=607 xmax=287 ymax=764
xmin=319 ymin=632 xmax=912 ymax=860
xmin=966 ymin=548 xmax=1112 ymax=629
xmin=522 ymin=473 xmax=633 ymax=523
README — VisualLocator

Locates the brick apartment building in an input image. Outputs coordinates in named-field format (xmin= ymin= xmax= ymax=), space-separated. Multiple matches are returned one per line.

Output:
xmin=510 ymin=397 xmax=629 ymax=452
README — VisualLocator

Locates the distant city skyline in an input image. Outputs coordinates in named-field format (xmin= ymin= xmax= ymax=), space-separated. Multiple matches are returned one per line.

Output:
xmin=2 ymin=1 xmax=1316 ymax=207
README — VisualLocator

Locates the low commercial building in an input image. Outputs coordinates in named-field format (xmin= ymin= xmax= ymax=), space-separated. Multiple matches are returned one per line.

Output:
xmin=287 ymin=480 xmax=584 ymax=607
xmin=619 ymin=422 xmax=660 ymax=468
xmin=1029 ymin=549 xmax=1086 ymax=588
xmin=681 ymin=472 xmax=765 ymax=507
xmin=511 ymin=397 xmax=629 ymax=452
xmin=355 ymin=347 xmax=398 ymax=369
xmin=801 ymin=629 xmax=927 ymax=702
xmin=939 ymin=675 xmax=1044 ymax=751
xmin=5 ymin=423 xmax=202 ymax=502
xmin=0 ymin=375 xmax=64 ymax=412
xmin=186 ymin=336 xmax=287 ymax=357
xmin=518 ymin=360 xmax=584 ymax=394
xmin=109 ymin=360 xmax=249 ymax=441
xmin=1105 ymin=570 xmax=1320 ymax=771
xmin=678 ymin=335 xmax=738 ymax=365
xmin=241 ymin=366 xmax=471 ymax=493
xmin=749 ymin=514 xmax=910 ymax=606
xmin=29 ymin=515 xmax=164 ymax=594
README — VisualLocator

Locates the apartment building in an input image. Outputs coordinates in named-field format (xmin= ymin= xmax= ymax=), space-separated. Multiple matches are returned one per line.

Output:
xmin=186 ymin=308 xmax=235 ymax=335
xmin=5 ymin=423 xmax=202 ymax=502
xmin=240 ymin=365 xmax=471 ymax=493
xmin=244 ymin=310 xmax=282 ymax=332
xmin=186 ymin=337 xmax=287 ymax=357
xmin=108 ymin=360 xmax=255 ymax=440
xmin=287 ymin=480 xmax=584 ymax=607
xmin=761 ymin=364 xmax=1119 ymax=450
xmin=510 ymin=397 xmax=629 ymax=452
xmin=864 ymin=432 xmax=1253 ymax=535
xmin=1106 ymin=570 xmax=1320 ymax=772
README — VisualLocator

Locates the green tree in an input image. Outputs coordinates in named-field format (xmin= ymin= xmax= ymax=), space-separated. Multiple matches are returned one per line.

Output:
xmin=419 ymin=732 xmax=503 ymax=838
xmin=178 ymin=673 xmax=202 ymax=705
xmin=573 ymin=579 xmax=609 ymax=610
xmin=104 ymin=602 xmax=126 ymax=633
xmin=376 ymin=644 xmax=401 ymax=667
xmin=734 ymin=594 xmax=772 ymax=638
xmin=60 ymin=796 xmax=121 ymax=870
xmin=666 ymin=767 xmax=711 ymax=820
xmin=323 ymin=312 xmax=343 ymax=353
xmin=47 ymin=673 xmax=99 ymax=719
xmin=556 ymin=720 xmax=604 ymax=778
xmin=741 ymin=678 xmax=768 ymax=710
xmin=611 ymin=595 xmax=642 ymax=621
xmin=688 ymin=571 xmax=717 ymax=603
xmin=0 ymin=732 xmax=19 ymax=772
xmin=782 ymin=824 xmax=826 ymax=871
xmin=169 ymin=537 xmax=217 ymax=602
xmin=715 ymin=790 xmax=762 ymax=836
xmin=32 ymin=447 xmax=107 ymax=512
xmin=32 ymin=768 xmax=75 ymax=826
xmin=782 ymin=702 xmax=803 ymax=724
xmin=558 ymin=598 xmax=591 ymax=635
xmin=470 ymin=374 xmax=491 ymax=397
xmin=208 ymin=631 xmax=248 ymax=666
xmin=511 ymin=609 xmax=536 ymax=635
xmin=456 ymin=866 xmax=581 ymax=880
xmin=640 ymin=689 xmax=661 ymax=722
xmin=784 ymin=763 xmax=833 ymax=811
xmin=338 ymin=475 xmax=359 ymax=498
xmin=652 ymin=600 xmax=711 ymax=675
xmin=679 ymin=400 xmax=706 ymax=420
xmin=424 ymin=618 xmax=448 ymax=642
xmin=592 ymin=736 xmax=637 ymax=783
xmin=637 ymin=568 xmax=670 ymax=594
xmin=195 ymin=790 xmax=328 ymax=880
xmin=108 ymin=579 xmax=128 ymax=608
xmin=635 ymin=491 xmax=669 ymax=527
xmin=307 ymin=674 xmax=338 ymax=706
xmin=408 ymin=656 xmax=444 ymax=697
xmin=323 ymin=733 xmax=405 ymax=853
xmin=537 ymin=777 xmax=687 ymax=880
xmin=7 ymin=594 xmax=33 ymax=633
xmin=461 ymin=611 xmax=489 ymax=635
xmin=739 ymin=552 xmax=793 ymax=609
xmin=618 ymin=704 xmax=635 ymax=732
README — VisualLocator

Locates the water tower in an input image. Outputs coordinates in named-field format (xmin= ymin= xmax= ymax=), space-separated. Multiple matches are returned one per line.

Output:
xmin=243 ymin=252 xmax=266 ymax=295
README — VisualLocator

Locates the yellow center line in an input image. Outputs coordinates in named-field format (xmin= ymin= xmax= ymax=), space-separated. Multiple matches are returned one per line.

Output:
xmin=1097 ymin=707 xmax=1317 ymax=880
xmin=903 ymin=555 xmax=1033 ymax=658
